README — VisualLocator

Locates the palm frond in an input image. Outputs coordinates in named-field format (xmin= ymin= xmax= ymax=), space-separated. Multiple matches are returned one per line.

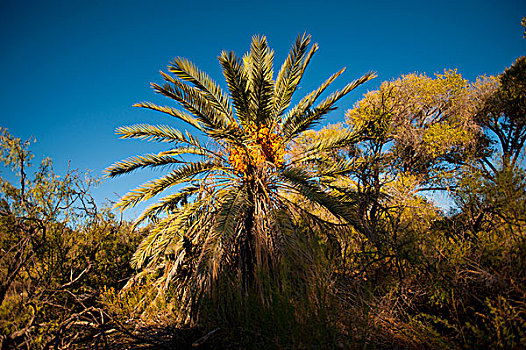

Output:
xmin=132 ymin=102 xmax=204 ymax=131
xmin=315 ymin=159 xmax=356 ymax=179
xmin=105 ymin=153 xmax=183 ymax=177
xmin=152 ymin=81 xmax=230 ymax=134
xmin=114 ymin=161 xmax=218 ymax=211
xmin=167 ymin=58 xmax=233 ymax=121
xmin=214 ymin=186 xmax=250 ymax=240
xmin=273 ymin=33 xmax=312 ymax=119
xmin=218 ymin=51 xmax=251 ymax=124
xmin=280 ymin=68 xmax=345 ymax=137
xmin=291 ymin=127 xmax=364 ymax=165
xmin=159 ymin=146 xmax=222 ymax=161
xmin=283 ymin=71 xmax=376 ymax=140
xmin=288 ymin=68 xmax=345 ymax=117
xmin=133 ymin=184 xmax=201 ymax=227
xmin=130 ymin=227 xmax=167 ymax=269
xmin=298 ymin=40 xmax=318 ymax=81
xmin=278 ymin=166 xmax=360 ymax=227
xmin=245 ymin=35 xmax=275 ymax=127
xmin=131 ymin=199 xmax=206 ymax=269
xmin=188 ymin=186 xmax=252 ymax=283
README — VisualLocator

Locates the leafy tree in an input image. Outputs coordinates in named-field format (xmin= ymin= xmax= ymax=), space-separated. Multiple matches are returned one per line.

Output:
xmin=286 ymin=63 xmax=526 ymax=350
xmin=0 ymin=128 xmax=138 ymax=349
xmin=106 ymin=34 xmax=375 ymax=321
xmin=346 ymin=70 xmax=482 ymax=190
xmin=448 ymin=57 xmax=526 ymax=241
xmin=292 ymin=72 xmax=480 ymax=253
xmin=399 ymin=59 xmax=526 ymax=348
xmin=473 ymin=56 xmax=526 ymax=177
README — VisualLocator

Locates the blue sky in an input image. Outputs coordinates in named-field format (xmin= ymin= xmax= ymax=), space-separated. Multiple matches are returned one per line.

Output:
xmin=1 ymin=0 xmax=525 ymax=219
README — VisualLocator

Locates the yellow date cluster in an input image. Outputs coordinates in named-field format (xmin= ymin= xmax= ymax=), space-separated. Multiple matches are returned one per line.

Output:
xmin=228 ymin=126 xmax=285 ymax=174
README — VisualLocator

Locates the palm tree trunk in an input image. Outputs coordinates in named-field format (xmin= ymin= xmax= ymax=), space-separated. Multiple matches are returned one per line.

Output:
xmin=241 ymin=204 xmax=256 ymax=295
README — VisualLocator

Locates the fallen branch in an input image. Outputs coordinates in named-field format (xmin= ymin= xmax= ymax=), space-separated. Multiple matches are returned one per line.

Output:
xmin=192 ymin=328 xmax=220 ymax=347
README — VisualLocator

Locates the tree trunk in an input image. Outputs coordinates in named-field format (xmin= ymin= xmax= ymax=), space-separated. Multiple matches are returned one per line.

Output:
xmin=240 ymin=205 xmax=255 ymax=295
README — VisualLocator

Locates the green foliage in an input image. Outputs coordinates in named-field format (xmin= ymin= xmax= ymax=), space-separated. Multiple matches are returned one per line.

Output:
xmin=346 ymin=70 xmax=480 ymax=184
xmin=281 ymin=59 xmax=526 ymax=350
xmin=465 ymin=296 xmax=526 ymax=349
xmin=474 ymin=56 xmax=526 ymax=175
xmin=101 ymin=272 xmax=165 ymax=324
xmin=0 ymin=128 xmax=140 ymax=349
xmin=195 ymin=260 xmax=348 ymax=349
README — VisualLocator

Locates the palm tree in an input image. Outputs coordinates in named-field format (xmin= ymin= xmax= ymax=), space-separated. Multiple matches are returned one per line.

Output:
xmin=106 ymin=34 xmax=375 ymax=321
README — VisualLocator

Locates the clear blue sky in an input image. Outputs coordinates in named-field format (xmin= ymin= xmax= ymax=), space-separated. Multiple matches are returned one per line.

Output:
xmin=1 ymin=0 xmax=525 ymax=219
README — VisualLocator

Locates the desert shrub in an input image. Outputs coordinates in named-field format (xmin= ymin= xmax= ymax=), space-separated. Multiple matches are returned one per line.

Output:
xmin=0 ymin=129 xmax=140 ymax=349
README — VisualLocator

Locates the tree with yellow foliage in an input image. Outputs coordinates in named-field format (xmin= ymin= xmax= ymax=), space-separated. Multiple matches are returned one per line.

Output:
xmin=294 ymin=71 xmax=483 ymax=248
xmin=347 ymin=70 xmax=482 ymax=187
